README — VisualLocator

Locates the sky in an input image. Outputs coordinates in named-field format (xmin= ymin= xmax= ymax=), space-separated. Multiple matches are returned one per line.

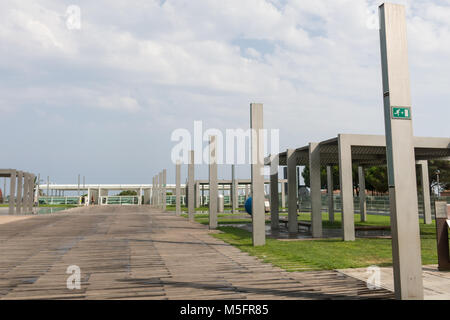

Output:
xmin=0 ymin=0 xmax=449 ymax=186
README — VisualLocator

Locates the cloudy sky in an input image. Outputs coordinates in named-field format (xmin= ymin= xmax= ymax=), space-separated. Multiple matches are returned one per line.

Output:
xmin=0 ymin=0 xmax=449 ymax=186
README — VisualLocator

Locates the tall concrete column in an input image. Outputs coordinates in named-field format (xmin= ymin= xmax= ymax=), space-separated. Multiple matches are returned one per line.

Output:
xmin=327 ymin=166 xmax=335 ymax=222
xmin=245 ymin=184 xmax=249 ymax=200
xmin=309 ymin=143 xmax=322 ymax=238
xmin=176 ymin=161 xmax=181 ymax=215
xmin=162 ymin=169 xmax=167 ymax=211
xmin=287 ymin=149 xmax=298 ymax=234
xmin=250 ymin=103 xmax=265 ymax=246
xmin=188 ymin=150 xmax=195 ymax=221
xmin=195 ymin=181 xmax=200 ymax=208
xmin=22 ymin=173 xmax=28 ymax=213
xmin=417 ymin=160 xmax=432 ymax=224
xmin=358 ymin=166 xmax=367 ymax=222
xmin=29 ymin=174 xmax=35 ymax=212
xmin=9 ymin=170 xmax=16 ymax=215
xmin=209 ymin=136 xmax=218 ymax=229
xmin=23 ymin=173 xmax=30 ymax=213
xmin=338 ymin=135 xmax=355 ymax=241
xmin=231 ymin=165 xmax=238 ymax=213
xmin=281 ymin=181 xmax=286 ymax=209
xmin=379 ymin=3 xmax=424 ymax=299
xmin=16 ymin=171 xmax=23 ymax=215
xmin=159 ymin=172 xmax=163 ymax=209
xmin=270 ymin=155 xmax=279 ymax=231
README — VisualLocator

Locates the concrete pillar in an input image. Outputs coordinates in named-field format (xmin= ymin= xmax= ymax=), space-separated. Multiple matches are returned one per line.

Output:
xmin=417 ymin=160 xmax=432 ymax=224
xmin=188 ymin=150 xmax=195 ymax=221
xmin=22 ymin=173 xmax=29 ymax=213
xmin=245 ymin=184 xmax=249 ymax=199
xmin=2 ymin=178 xmax=5 ymax=204
xmin=209 ymin=136 xmax=218 ymax=229
xmin=231 ymin=165 xmax=238 ymax=213
xmin=309 ymin=143 xmax=322 ymax=238
xmin=9 ymin=170 xmax=16 ymax=215
xmin=162 ymin=169 xmax=167 ymax=211
xmin=250 ymin=103 xmax=265 ymax=246
xmin=195 ymin=181 xmax=200 ymax=208
xmin=327 ymin=166 xmax=335 ymax=222
xmin=358 ymin=166 xmax=367 ymax=222
xmin=379 ymin=3 xmax=424 ymax=299
xmin=29 ymin=174 xmax=35 ymax=212
xmin=23 ymin=173 xmax=31 ymax=213
xmin=270 ymin=155 xmax=279 ymax=231
xmin=144 ymin=188 xmax=150 ymax=205
xmin=176 ymin=161 xmax=181 ymax=215
xmin=16 ymin=171 xmax=23 ymax=215
xmin=281 ymin=181 xmax=286 ymax=209
xmin=287 ymin=149 xmax=298 ymax=234
xmin=338 ymin=135 xmax=355 ymax=241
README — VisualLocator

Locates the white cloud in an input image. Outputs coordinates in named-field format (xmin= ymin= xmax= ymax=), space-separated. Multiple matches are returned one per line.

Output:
xmin=0 ymin=0 xmax=448 ymax=182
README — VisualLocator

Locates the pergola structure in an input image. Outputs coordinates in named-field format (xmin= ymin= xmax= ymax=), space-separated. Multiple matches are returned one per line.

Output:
xmin=266 ymin=134 xmax=450 ymax=240
xmin=0 ymin=169 xmax=36 ymax=215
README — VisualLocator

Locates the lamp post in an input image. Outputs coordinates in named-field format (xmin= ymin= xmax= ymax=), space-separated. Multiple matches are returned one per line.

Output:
xmin=436 ymin=169 xmax=441 ymax=197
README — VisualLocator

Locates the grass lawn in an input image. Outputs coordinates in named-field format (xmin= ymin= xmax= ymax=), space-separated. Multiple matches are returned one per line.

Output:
xmin=183 ymin=211 xmax=441 ymax=271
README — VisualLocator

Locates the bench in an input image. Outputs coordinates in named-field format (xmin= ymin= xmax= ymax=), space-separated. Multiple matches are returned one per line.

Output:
xmin=279 ymin=219 xmax=311 ymax=232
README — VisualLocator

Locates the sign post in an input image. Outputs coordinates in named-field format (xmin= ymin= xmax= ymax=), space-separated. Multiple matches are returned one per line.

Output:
xmin=379 ymin=3 xmax=424 ymax=299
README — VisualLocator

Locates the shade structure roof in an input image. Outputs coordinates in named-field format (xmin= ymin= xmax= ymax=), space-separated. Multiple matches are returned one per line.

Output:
xmin=266 ymin=134 xmax=450 ymax=166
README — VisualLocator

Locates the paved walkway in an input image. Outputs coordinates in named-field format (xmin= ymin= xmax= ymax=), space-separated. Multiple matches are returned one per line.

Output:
xmin=339 ymin=265 xmax=450 ymax=300
xmin=0 ymin=206 xmax=393 ymax=300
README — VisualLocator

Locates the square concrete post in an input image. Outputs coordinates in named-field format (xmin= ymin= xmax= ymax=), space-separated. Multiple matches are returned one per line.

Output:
xmin=231 ymin=165 xmax=238 ymax=213
xmin=327 ymin=166 xmax=335 ymax=222
xmin=9 ymin=170 xmax=16 ymax=215
xmin=379 ymin=3 xmax=424 ymax=299
xmin=188 ymin=150 xmax=195 ymax=221
xmin=209 ymin=136 xmax=218 ymax=229
xmin=22 ymin=173 xmax=29 ymax=213
xmin=162 ymin=169 xmax=167 ymax=211
xmin=245 ymin=184 xmax=249 ymax=199
xmin=358 ymin=166 xmax=367 ymax=222
xmin=175 ymin=161 xmax=181 ymax=215
xmin=270 ymin=154 xmax=279 ymax=231
xmin=16 ymin=171 xmax=23 ymax=215
xmin=159 ymin=172 xmax=163 ymax=209
xmin=250 ymin=103 xmax=265 ymax=246
xmin=30 ymin=174 xmax=35 ymax=211
xmin=287 ymin=149 xmax=298 ymax=234
xmin=281 ymin=181 xmax=285 ymax=209
xmin=338 ymin=135 xmax=355 ymax=241
xmin=23 ymin=173 xmax=30 ymax=213
xmin=195 ymin=181 xmax=200 ymax=208
xmin=309 ymin=143 xmax=322 ymax=238
xmin=417 ymin=160 xmax=432 ymax=224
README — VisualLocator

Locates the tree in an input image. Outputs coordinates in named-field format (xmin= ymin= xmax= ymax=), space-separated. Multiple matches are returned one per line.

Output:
xmin=428 ymin=160 xmax=450 ymax=194
xmin=365 ymin=166 xmax=389 ymax=194
xmin=118 ymin=190 xmax=137 ymax=196
xmin=301 ymin=165 xmax=340 ymax=190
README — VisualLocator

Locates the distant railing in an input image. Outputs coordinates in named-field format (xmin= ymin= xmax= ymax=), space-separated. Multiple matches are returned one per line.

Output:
xmin=39 ymin=197 xmax=81 ymax=205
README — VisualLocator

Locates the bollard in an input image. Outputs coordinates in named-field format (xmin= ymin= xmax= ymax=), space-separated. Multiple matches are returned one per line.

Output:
xmin=435 ymin=201 xmax=450 ymax=271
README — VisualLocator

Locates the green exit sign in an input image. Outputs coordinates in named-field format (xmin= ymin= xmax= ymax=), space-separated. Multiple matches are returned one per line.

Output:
xmin=391 ymin=106 xmax=411 ymax=120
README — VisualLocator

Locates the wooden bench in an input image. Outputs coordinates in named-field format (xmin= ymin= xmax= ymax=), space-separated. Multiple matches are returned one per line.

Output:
xmin=279 ymin=219 xmax=311 ymax=232
xmin=355 ymin=225 xmax=390 ymax=231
